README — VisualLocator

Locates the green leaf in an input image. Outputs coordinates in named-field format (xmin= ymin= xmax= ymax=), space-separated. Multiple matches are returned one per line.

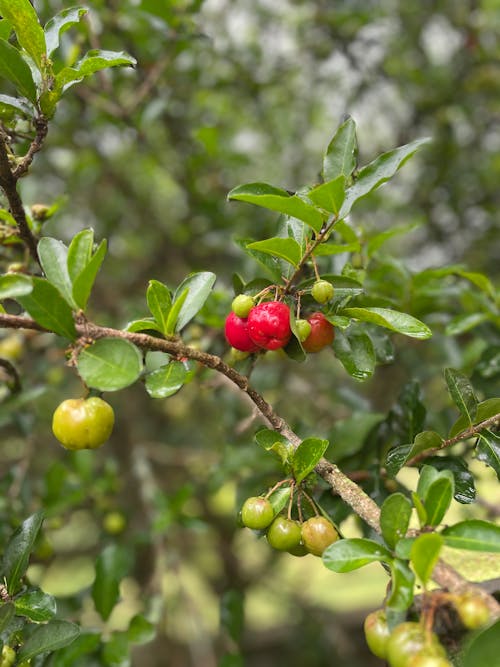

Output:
xmin=228 ymin=183 xmax=325 ymax=232
xmin=0 ymin=602 xmax=15 ymax=633
xmin=127 ymin=614 xmax=156 ymax=645
xmin=394 ymin=537 xmax=415 ymax=560
xmin=424 ymin=456 xmax=476 ymax=504
xmin=77 ymin=338 xmax=143 ymax=391
xmin=445 ymin=312 xmax=489 ymax=336
xmin=0 ymin=93 xmax=34 ymax=116
xmin=246 ymin=238 xmax=302 ymax=267
xmin=165 ymin=288 xmax=188 ymax=334
xmin=455 ymin=269 xmax=496 ymax=300
xmin=146 ymin=280 xmax=172 ymax=334
xmin=14 ymin=588 xmax=56 ymax=622
xmin=307 ymin=175 xmax=346 ymax=215
xmin=441 ymin=520 xmax=500 ymax=552
xmin=380 ymin=493 xmax=412 ymax=549
xmin=235 ymin=238 xmax=282 ymax=282
xmin=477 ymin=430 xmax=500 ymax=480
xmin=145 ymin=361 xmax=188 ymax=398
xmin=461 ymin=619 xmax=500 ymax=667
xmin=385 ymin=445 xmax=412 ymax=478
xmin=67 ymin=229 xmax=94 ymax=282
xmin=38 ymin=237 xmax=77 ymax=308
xmin=0 ymin=0 xmax=46 ymax=70
xmin=292 ymin=437 xmax=329 ymax=484
xmin=386 ymin=559 xmax=415 ymax=611
xmin=444 ymin=368 xmax=478 ymax=425
xmin=220 ymin=590 xmax=244 ymax=644
xmin=411 ymin=492 xmax=428 ymax=527
xmin=49 ymin=632 xmax=100 ymax=667
xmin=267 ymin=486 xmax=291 ymax=516
xmin=333 ymin=329 xmax=376 ymax=381
xmin=102 ymin=631 xmax=129 ymax=665
xmin=322 ymin=538 xmax=392 ymax=572
xmin=125 ymin=318 xmax=164 ymax=334
xmin=17 ymin=620 xmax=80 ymax=662
xmin=55 ymin=50 xmax=137 ymax=93
xmin=255 ymin=428 xmax=294 ymax=466
xmin=172 ymin=271 xmax=216 ymax=332
xmin=72 ymin=239 xmax=107 ymax=310
xmin=385 ymin=432 xmax=445 ymax=475
xmin=449 ymin=398 xmax=500 ymax=437
xmin=0 ymin=38 xmax=36 ymax=102
xmin=367 ymin=223 xmax=420 ymax=256
xmin=423 ymin=475 xmax=454 ymax=526
xmin=313 ymin=241 xmax=360 ymax=256
xmin=92 ymin=544 xmax=132 ymax=621
xmin=341 ymin=307 xmax=432 ymax=339
xmin=17 ymin=277 xmax=76 ymax=339
xmin=416 ymin=465 xmax=439 ymax=502
xmin=410 ymin=533 xmax=443 ymax=586
xmin=0 ymin=273 xmax=32 ymax=299
xmin=44 ymin=6 xmax=88 ymax=57
xmin=340 ymin=137 xmax=431 ymax=217
xmin=2 ymin=511 xmax=44 ymax=595
xmin=322 ymin=116 xmax=357 ymax=181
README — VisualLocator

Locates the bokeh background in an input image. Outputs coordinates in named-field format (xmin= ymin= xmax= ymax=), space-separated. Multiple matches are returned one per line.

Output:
xmin=1 ymin=1 xmax=499 ymax=665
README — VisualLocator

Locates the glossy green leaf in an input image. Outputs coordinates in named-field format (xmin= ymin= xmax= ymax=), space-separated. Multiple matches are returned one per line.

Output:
xmin=424 ymin=475 xmax=454 ymax=526
xmin=424 ymin=456 xmax=476 ymax=504
xmin=380 ymin=493 xmax=412 ymax=549
xmin=0 ymin=602 xmax=15 ymax=633
xmin=77 ymin=338 xmax=143 ymax=391
xmin=449 ymin=398 xmax=500 ymax=438
xmin=333 ymin=329 xmax=376 ymax=381
xmin=322 ymin=538 xmax=392 ymax=572
xmin=92 ymin=544 xmax=132 ymax=621
xmin=410 ymin=533 xmax=443 ymax=586
xmin=267 ymin=486 xmax=291 ymax=516
xmin=2 ymin=511 xmax=44 ymax=594
xmin=441 ymin=520 xmax=500 ymax=552
xmin=14 ymin=588 xmax=57 ymax=622
xmin=235 ymin=238 xmax=282 ymax=282
xmin=125 ymin=318 xmax=164 ymax=334
xmin=165 ymin=288 xmax=188 ymax=334
xmin=145 ymin=361 xmax=188 ymax=398
xmin=455 ymin=269 xmax=496 ymax=300
xmin=313 ymin=241 xmax=360 ymax=256
xmin=49 ymin=632 xmax=100 ymax=667
xmin=445 ymin=312 xmax=489 ymax=336
xmin=0 ymin=273 xmax=32 ymax=299
xmin=366 ymin=223 xmax=420 ymax=256
xmin=228 ymin=182 xmax=325 ymax=232
xmin=146 ymin=280 xmax=172 ymax=334
xmin=307 ymin=175 xmax=346 ymax=214
xmin=44 ymin=6 xmax=88 ymax=57
xmin=67 ymin=229 xmax=94 ymax=282
xmin=255 ymin=428 xmax=294 ymax=466
xmin=0 ymin=18 xmax=11 ymax=40
xmin=72 ymin=239 xmax=107 ymax=310
xmin=411 ymin=492 xmax=428 ymax=527
xmin=404 ymin=431 xmax=443 ymax=463
xmin=17 ymin=278 xmax=76 ymax=339
xmin=127 ymin=614 xmax=156 ymax=645
xmin=38 ymin=237 xmax=77 ymax=308
xmin=477 ymin=430 xmax=500 ymax=480
xmin=0 ymin=38 xmax=36 ymax=101
xmin=461 ymin=619 xmax=500 ymax=667
xmin=385 ymin=445 xmax=411 ymax=477
xmin=55 ymin=50 xmax=137 ymax=93
xmin=0 ymin=0 xmax=46 ymax=70
xmin=0 ymin=93 xmax=34 ymax=116
xmin=293 ymin=437 xmax=329 ymax=484
xmin=386 ymin=559 xmax=415 ymax=611
xmin=322 ymin=116 xmax=357 ymax=181
xmin=394 ymin=537 xmax=415 ymax=560
xmin=277 ymin=215 xmax=309 ymax=253
xmin=340 ymin=137 xmax=431 ymax=217
xmin=416 ymin=465 xmax=439 ymax=502
xmin=17 ymin=620 xmax=80 ymax=662
xmin=246 ymin=237 xmax=302 ymax=267
xmin=173 ymin=271 xmax=216 ymax=332
xmin=341 ymin=307 xmax=432 ymax=339
xmin=444 ymin=368 xmax=477 ymax=425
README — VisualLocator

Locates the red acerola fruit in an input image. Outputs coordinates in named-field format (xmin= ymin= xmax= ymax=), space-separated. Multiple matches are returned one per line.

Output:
xmin=224 ymin=312 xmax=260 ymax=352
xmin=302 ymin=312 xmax=335 ymax=353
xmin=247 ymin=301 xmax=292 ymax=351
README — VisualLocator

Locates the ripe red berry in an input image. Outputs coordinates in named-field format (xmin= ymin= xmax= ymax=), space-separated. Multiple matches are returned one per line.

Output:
xmin=224 ymin=312 xmax=260 ymax=352
xmin=247 ymin=301 xmax=291 ymax=350
xmin=302 ymin=312 xmax=335 ymax=353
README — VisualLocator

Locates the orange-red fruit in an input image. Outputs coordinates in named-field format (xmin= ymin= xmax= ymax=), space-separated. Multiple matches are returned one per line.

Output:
xmin=301 ymin=516 xmax=339 ymax=556
xmin=247 ymin=301 xmax=292 ymax=351
xmin=302 ymin=312 xmax=335 ymax=353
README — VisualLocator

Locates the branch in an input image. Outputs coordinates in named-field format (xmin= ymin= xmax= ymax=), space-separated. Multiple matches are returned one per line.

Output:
xmin=13 ymin=116 xmax=49 ymax=179
xmin=0 ymin=311 xmax=498 ymax=615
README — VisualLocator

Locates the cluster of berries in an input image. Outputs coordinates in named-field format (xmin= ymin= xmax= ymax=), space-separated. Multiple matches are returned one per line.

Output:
xmin=240 ymin=495 xmax=339 ymax=557
xmin=225 ymin=280 xmax=335 ymax=355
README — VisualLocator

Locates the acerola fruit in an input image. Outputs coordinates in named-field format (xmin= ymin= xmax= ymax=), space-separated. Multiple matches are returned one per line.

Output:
xmin=311 ymin=279 xmax=334 ymax=304
xmin=364 ymin=609 xmax=391 ymax=659
xmin=1 ymin=646 xmax=16 ymax=667
xmin=231 ymin=294 xmax=255 ymax=318
xmin=302 ymin=312 xmax=335 ymax=353
xmin=241 ymin=496 xmax=274 ymax=530
xmin=266 ymin=516 xmax=302 ymax=551
xmin=247 ymin=301 xmax=291 ymax=350
xmin=454 ymin=593 xmax=491 ymax=629
xmin=407 ymin=653 xmax=453 ymax=667
xmin=301 ymin=516 xmax=339 ymax=556
xmin=295 ymin=318 xmax=312 ymax=342
xmin=103 ymin=511 xmax=127 ymax=534
xmin=387 ymin=623 xmax=445 ymax=667
xmin=52 ymin=397 xmax=115 ymax=450
xmin=225 ymin=312 xmax=260 ymax=352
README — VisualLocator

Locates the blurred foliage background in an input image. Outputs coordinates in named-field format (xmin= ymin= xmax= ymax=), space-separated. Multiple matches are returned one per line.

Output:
xmin=1 ymin=1 xmax=499 ymax=665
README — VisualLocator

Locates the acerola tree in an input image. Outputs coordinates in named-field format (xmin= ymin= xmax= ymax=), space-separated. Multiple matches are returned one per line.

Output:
xmin=0 ymin=2 xmax=499 ymax=667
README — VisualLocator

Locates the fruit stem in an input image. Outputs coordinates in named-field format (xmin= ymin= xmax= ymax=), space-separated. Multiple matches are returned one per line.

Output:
xmin=264 ymin=478 xmax=293 ymax=498
xmin=301 ymin=489 xmax=320 ymax=516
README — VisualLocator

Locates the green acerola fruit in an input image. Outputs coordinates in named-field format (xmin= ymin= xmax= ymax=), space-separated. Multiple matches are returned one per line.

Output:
xmin=0 ymin=646 xmax=16 ymax=667
xmin=407 ymin=653 xmax=453 ymax=667
xmin=311 ymin=280 xmax=334 ymax=304
xmin=231 ymin=294 xmax=255 ymax=318
xmin=266 ymin=516 xmax=302 ymax=551
xmin=454 ymin=593 xmax=491 ymax=629
xmin=295 ymin=319 xmax=312 ymax=342
xmin=52 ymin=397 xmax=115 ymax=450
xmin=387 ymin=623 xmax=445 ymax=667
xmin=301 ymin=516 xmax=339 ymax=556
xmin=364 ymin=609 xmax=391 ymax=659
xmin=241 ymin=496 xmax=274 ymax=530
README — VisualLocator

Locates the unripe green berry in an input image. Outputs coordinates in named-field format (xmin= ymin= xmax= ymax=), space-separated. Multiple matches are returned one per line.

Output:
xmin=454 ymin=593 xmax=491 ymax=629
xmin=311 ymin=280 xmax=334 ymax=304
xmin=241 ymin=496 xmax=274 ymax=530
xmin=1 ymin=646 xmax=16 ymax=667
xmin=295 ymin=319 xmax=312 ymax=342
xmin=364 ymin=609 xmax=390 ymax=659
xmin=231 ymin=294 xmax=255 ymax=318
xmin=266 ymin=516 xmax=302 ymax=551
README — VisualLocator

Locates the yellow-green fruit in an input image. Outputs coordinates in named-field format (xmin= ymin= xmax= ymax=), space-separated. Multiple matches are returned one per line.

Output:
xmin=311 ymin=280 xmax=334 ymax=304
xmin=364 ymin=609 xmax=390 ymax=659
xmin=1 ymin=646 xmax=16 ymax=667
xmin=295 ymin=319 xmax=312 ymax=342
xmin=52 ymin=397 xmax=114 ymax=450
xmin=301 ymin=516 xmax=339 ymax=556
xmin=455 ymin=593 xmax=491 ymax=629
xmin=103 ymin=511 xmax=126 ymax=534
xmin=387 ymin=623 xmax=445 ymax=667
xmin=407 ymin=653 xmax=453 ymax=667
xmin=0 ymin=335 xmax=23 ymax=360
xmin=231 ymin=294 xmax=255 ymax=318
xmin=266 ymin=517 xmax=302 ymax=551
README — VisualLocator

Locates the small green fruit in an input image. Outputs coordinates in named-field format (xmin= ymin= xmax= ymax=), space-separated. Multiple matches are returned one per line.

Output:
xmin=295 ymin=319 xmax=312 ymax=342
xmin=364 ymin=609 xmax=390 ymax=659
xmin=311 ymin=280 xmax=334 ymax=304
xmin=1 ymin=646 xmax=16 ymax=667
xmin=52 ymin=397 xmax=115 ymax=450
xmin=407 ymin=653 xmax=453 ymax=667
xmin=103 ymin=511 xmax=127 ymax=534
xmin=301 ymin=516 xmax=339 ymax=556
xmin=266 ymin=516 xmax=302 ymax=551
xmin=231 ymin=294 xmax=255 ymax=318
xmin=454 ymin=593 xmax=491 ymax=629
xmin=387 ymin=622 xmax=444 ymax=667
xmin=241 ymin=497 xmax=274 ymax=530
